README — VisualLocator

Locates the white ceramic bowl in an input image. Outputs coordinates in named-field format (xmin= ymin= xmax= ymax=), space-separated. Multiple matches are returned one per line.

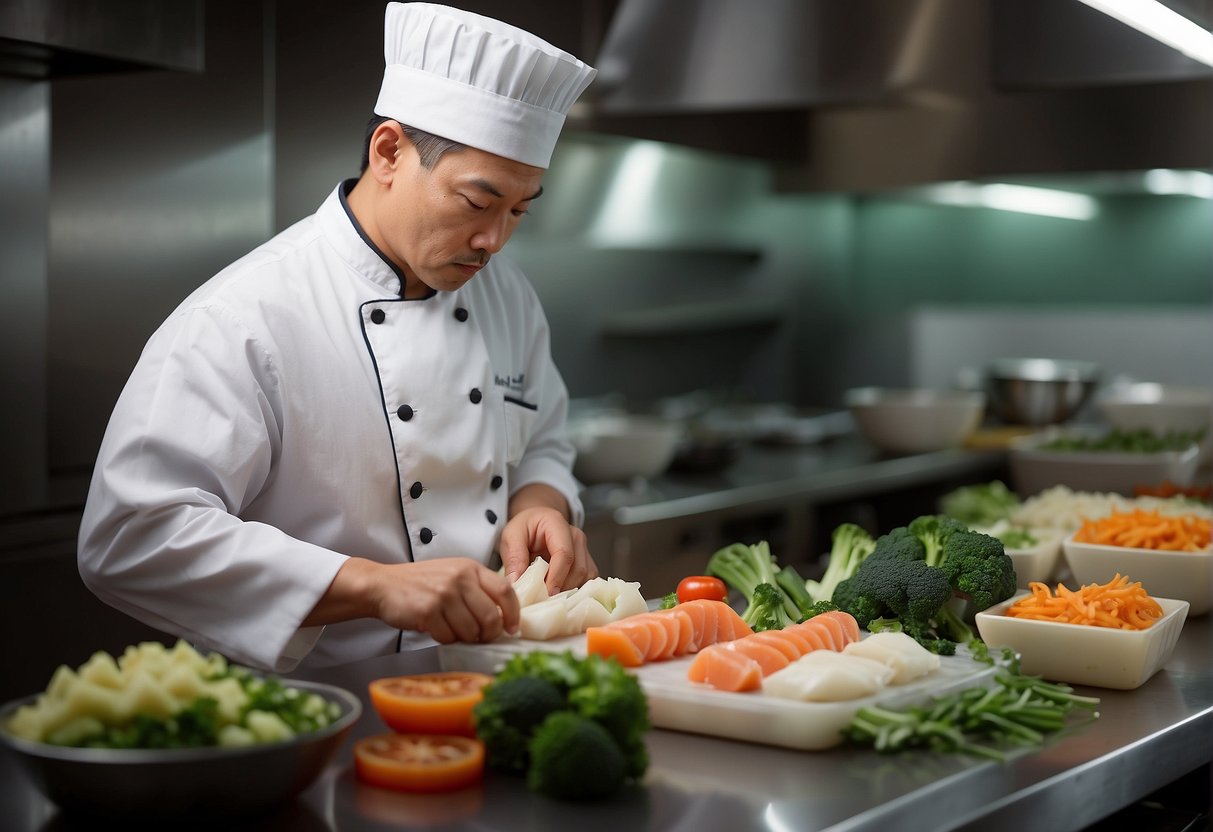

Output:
xmin=1005 ymin=529 xmax=1066 ymax=587
xmin=844 ymin=388 xmax=985 ymax=455
xmin=1097 ymin=383 xmax=1213 ymax=465
xmin=1008 ymin=430 xmax=1201 ymax=497
xmin=1095 ymin=383 xmax=1213 ymax=436
xmin=570 ymin=414 xmax=683 ymax=484
xmin=975 ymin=594 xmax=1189 ymax=689
xmin=1062 ymin=533 xmax=1212 ymax=616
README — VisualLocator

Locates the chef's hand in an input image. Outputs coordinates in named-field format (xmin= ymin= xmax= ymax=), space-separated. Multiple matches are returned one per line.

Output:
xmin=500 ymin=484 xmax=598 ymax=594
xmin=304 ymin=557 xmax=520 ymax=644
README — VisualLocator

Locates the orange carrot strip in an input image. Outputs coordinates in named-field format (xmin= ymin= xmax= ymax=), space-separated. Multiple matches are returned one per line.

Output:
xmin=1006 ymin=573 xmax=1164 ymax=630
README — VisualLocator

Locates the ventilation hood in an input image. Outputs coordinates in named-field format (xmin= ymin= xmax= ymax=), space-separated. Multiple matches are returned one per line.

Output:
xmin=576 ymin=0 xmax=1213 ymax=191
xmin=0 ymin=0 xmax=203 ymax=79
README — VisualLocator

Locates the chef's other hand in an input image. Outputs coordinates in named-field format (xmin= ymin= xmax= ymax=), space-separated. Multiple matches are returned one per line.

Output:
xmin=499 ymin=506 xmax=598 ymax=595
xmin=305 ymin=557 xmax=520 ymax=644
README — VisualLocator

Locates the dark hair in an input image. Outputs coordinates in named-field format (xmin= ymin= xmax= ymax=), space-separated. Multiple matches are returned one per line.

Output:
xmin=360 ymin=115 xmax=467 ymax=173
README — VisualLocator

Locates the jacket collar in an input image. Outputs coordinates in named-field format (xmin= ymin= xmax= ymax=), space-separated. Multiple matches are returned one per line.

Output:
xmin=315 ymin=179 xmax=407 ymax=296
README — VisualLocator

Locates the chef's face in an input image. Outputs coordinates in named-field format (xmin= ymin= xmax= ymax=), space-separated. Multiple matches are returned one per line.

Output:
xmin=381 ymin=133 xmax=545 ymax=296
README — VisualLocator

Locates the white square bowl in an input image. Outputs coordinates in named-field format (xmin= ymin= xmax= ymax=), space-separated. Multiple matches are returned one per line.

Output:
xmin=1062 ymin=534 xmax=1212 ymax=616
xmin=1004 ymin=528 xmax=1066 ymax=587
xmin=975 ymin=594 xmax=1190 ymax=689
xmin=1008 ymin=431 xmax=1200 ymax=497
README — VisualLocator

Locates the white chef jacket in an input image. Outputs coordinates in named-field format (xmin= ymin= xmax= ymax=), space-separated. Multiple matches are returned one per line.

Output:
xmin=78 ymin=180 xmax=584 ymax=673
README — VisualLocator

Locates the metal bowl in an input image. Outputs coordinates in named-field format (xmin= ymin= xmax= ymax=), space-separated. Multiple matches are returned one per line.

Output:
xmin=986 ymin=358 xmax=1102 ymax=426
xmin=0 ymin=679 xmax=361 ymax=820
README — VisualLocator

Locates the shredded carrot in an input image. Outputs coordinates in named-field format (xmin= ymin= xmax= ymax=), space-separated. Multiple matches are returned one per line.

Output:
xmin=1072 ymin=508 xmax=1211 ymax=552
xmin=1006 ymin=574 xmax=1164 ymax=630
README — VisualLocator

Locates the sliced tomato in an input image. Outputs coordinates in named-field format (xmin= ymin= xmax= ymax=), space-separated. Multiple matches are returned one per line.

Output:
xmin=677 ymin=575 xmax=728 ymax=604
xmin=354 ymin=733 xmax=485 ymax=793
xmin=368 ymin=672 xmax=492 ymax=737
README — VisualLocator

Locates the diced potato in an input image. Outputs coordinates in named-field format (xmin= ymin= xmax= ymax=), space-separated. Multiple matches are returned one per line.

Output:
xmin=63 ymin=679 xmax=126 ymax=726
xmin=120 ymin=670 xmax=179 ymax=721
xmin=160 ymin=662 xmax=208 ymax=703
xmin=78 ymin=651 xmax=124 ymax=690
xmin=46 ymin=665 xmax=78 ymax=700
xmin=246 ymin=710 xmax=294 ymax=744
xmin=217 ymin=724 xmax=256 ymax=747
xmin=45 ymin=716 xmax=105 ymax=747
xmin=6 ymin=704 xmax=45 ymax=742
xmin=207 ymin=677 xmax=249 ymax=725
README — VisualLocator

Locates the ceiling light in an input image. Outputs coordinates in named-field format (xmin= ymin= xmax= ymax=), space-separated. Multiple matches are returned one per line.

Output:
xmin=1143 ymin=168 xmax=1213 ymax=197
xmin=924 ymin=182 xmax=1100 ymax=220
xmin=1074 ymin=0 xmax=1213 ymax=66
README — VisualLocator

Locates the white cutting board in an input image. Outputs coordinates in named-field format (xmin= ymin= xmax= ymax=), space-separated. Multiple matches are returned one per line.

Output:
xmin=438 ymin=634 xmax=998 ymax=751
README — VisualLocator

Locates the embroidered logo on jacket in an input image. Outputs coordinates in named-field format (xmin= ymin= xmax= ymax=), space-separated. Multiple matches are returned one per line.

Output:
xmin=494 ymin=373 xmax=525 ymax=394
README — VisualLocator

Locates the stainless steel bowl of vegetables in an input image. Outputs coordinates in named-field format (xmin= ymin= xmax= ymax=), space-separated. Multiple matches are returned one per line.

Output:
xmin=0 ymin=641 xmax=361 ymax=820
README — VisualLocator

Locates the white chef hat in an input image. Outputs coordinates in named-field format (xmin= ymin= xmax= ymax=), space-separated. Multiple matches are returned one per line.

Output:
xmin=373 ymin=2 xmax=597 ymax=169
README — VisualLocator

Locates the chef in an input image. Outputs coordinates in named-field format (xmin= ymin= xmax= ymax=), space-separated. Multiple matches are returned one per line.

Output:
xmin=77 ymin=2 xmax=599 ymax=673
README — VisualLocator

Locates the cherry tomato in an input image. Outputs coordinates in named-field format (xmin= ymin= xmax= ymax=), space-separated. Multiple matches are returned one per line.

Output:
xmin=676 ymin=575 xmax=729 ymax=604
xmin=354 ymin=733 xmax=485 ymax=793
xmin=368 ymin=672 xmax=492 ymax=737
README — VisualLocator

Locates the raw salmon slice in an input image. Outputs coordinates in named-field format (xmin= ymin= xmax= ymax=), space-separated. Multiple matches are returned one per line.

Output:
xmin=685 ymin=643 xmax=762 ymax=692
xmin=725 ymin=639 xmax=791 ymax=675
xmin=639 ymin=617 xmax=669 ymax=660
xmin=749 ymin=631 xmax=801 ymax=661
xmin=584 ymin=626 xmax=645 ymax=667
xmin=650 ymin=613 xmax=684 ymax=660
xmin=678 ymin=599 xmax=753 ymax=647
xmin=584 ymin=599 xmax=752 ymax=666
xmin=685 ymin=611 xmax=862 ymax=691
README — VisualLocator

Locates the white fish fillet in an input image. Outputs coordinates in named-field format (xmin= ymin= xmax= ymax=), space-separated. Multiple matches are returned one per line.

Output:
xmin=843 ymin=632 xmax=941 ymax=685
xmin=763 ymin=650 xmax=896 ymax=702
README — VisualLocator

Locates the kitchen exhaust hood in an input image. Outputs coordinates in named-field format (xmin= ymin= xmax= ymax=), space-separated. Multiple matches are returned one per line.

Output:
xmin=577 ymin=0 xmax=1213 ymax=190
xmin=0 ymin=0 xmax=203 ymax=79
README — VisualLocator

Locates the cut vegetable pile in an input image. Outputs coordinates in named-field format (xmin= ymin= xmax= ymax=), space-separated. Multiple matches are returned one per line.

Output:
xmin=1006 ymin=575 xmax=1165 ymax=629
xmin=1073 ymin=509 xmax=1211 ymax=551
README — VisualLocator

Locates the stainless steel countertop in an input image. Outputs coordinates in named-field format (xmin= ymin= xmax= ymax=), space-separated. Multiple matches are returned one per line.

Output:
xmin=6 ymin=616 xmax=1210 ymax=831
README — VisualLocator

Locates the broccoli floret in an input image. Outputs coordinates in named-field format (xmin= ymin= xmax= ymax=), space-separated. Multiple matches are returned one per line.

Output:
xmin=707 ymin=541 xmax=799 ymax=620
xmin=832 ymin=556 xmax=953 ymax=649
xmin=527 ymin=712 xmax=626 ymax=801
xmin=934 ymin=529 xmax=1017 ymax=612
xmin=742 ymin=583 xmax=798 ymax=632
xmin=805 ymin=523 xmax=877 ymax=604
xmin=659 ymin=591 xmax=678 ymax=610
xmin=565 ymin=653 xmax=650 ymax=780
xmin=473 ymin=675 xmax=569 ymax=773
xmin=799 ymin=599 xmax=840 ymax=620
xmin=491 ymin=651 xmax=650 ymax=780
xmin=908 ymin=514 xmax=970 ymax=568
xmin=830 ymin=578 xmax=885 ymax=629
xmin=865 ymin=526 xmax=928 ymax=564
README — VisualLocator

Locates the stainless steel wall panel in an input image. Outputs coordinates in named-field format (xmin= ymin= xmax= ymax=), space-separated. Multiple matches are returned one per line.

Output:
xmin=45 ymin=0 xmax=271 ymax=497
xmin=0 ymin=78 xmax=49 ymax=514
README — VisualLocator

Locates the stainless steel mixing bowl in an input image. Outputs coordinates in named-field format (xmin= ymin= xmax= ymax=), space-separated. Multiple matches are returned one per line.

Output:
xmin=986 ymin=358 xmax=1101 ymax=426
